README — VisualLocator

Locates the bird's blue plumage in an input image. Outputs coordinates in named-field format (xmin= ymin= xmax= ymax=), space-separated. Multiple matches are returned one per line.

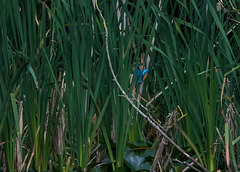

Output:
xmin=135 ymin=68 xmax=148 ymax=84
xmin=136 ymin=69 xmax=143 ymax=77
xmin=142 ymin=69 xmax=148 ymax=75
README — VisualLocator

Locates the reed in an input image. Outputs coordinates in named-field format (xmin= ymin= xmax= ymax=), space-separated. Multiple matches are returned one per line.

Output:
xmin=0 ymin=0 xmax=240 ymax=171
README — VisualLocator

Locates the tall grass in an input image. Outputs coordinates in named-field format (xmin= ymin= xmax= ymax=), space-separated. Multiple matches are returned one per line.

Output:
xmin=0 ymin=0 xmax=240 ymax=171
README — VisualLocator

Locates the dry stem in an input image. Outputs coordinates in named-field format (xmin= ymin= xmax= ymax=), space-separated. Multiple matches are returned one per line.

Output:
xmin=94 ymin=1 xmax=208 ymax=171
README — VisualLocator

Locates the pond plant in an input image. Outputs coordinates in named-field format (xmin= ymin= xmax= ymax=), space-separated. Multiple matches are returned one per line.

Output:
xmin=0 ymin=0 xmax=240 ymax=171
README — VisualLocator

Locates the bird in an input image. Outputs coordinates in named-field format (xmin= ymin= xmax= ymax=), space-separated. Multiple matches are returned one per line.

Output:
xmin=135 ymin=68 xmax=149 ymax=84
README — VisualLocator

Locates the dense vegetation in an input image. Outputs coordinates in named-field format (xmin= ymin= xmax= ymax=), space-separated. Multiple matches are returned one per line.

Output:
xmin=1 ymin=0 xmax=240 ymax=171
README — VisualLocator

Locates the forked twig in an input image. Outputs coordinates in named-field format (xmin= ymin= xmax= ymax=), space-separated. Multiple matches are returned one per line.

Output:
xmin=94 ymin=1 xmax=208 ymax=171
xmin=174 ymin=159 xmax=201 ymax=172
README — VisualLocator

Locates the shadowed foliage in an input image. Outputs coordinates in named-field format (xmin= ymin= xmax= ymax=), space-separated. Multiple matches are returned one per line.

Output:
xmin=0 ymin=0 xmax=240 ymax=171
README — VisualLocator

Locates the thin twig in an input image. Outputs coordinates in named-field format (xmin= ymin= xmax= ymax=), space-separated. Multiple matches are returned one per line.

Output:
xmin=146 ymin=70 xmax=186 ymax=107
xmin=182 ymin=157 xmax=199 ymax=172
xmin=146 ymin=84 xmax=170 ymax=107
xmin=174 ymin=159 xmax=201 ymax=172
xmin=95 ymin=1 xmax=208 ymax=171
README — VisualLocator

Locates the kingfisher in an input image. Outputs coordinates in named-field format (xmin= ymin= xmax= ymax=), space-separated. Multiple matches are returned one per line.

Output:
xmin=136 ymin=68 xmax=149 ymax=84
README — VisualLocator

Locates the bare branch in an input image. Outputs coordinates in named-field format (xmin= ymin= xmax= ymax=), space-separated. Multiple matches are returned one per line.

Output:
xmin=94 ymin=1 xmax=208 ymax=172
xmin=174 ymin=159 xmax=201 ymax=172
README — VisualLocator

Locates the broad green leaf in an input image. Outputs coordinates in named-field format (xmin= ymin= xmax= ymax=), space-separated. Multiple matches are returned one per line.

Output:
xmin=124 ymin=151 xmax=151 ymax=171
